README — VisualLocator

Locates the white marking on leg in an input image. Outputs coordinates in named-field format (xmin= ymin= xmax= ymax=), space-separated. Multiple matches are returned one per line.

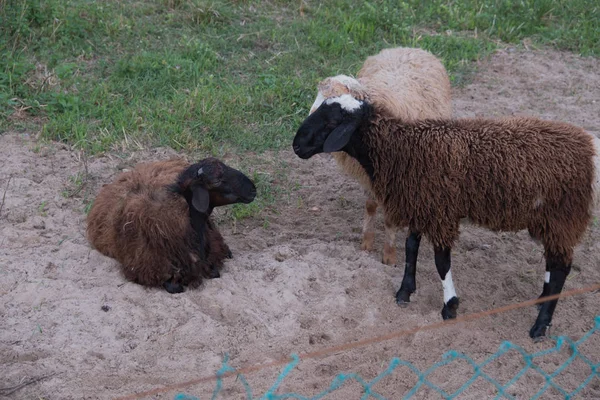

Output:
xmin=544 ymin=271 xmax=550 ymax=284
xmin=309 ymin=92 xmax=325 ymax=114
xmin=442 ymin=270 xmax=457 ymax=303
xmin=326 ymin=94 xmax=362 ymax=112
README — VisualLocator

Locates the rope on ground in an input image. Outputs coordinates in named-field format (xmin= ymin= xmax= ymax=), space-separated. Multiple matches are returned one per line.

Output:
xmin=115 ymin=283 xmax=600 ymax=400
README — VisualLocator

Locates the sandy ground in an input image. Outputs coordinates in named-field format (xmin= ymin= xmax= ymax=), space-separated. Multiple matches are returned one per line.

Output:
xmin=1 ymin=49 xmax=600 ymax=399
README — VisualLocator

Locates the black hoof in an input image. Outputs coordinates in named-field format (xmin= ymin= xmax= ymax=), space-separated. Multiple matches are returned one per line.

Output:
xmin=529 ymin=322 xmax=550 ymax=339
xmin=395 ymin=289 xmax=412 ymax=305
xmin=163 ymin=280 xmax=185 ymax=294
xmin=208 ymin=267 xmax=221 ymax=279
xmin=396 ymin=298 xmax=410 ymax=307
xmin=226 ymin=248 xmax=233 ymax=259
xmin=441 ymin=296 xmax=459 ymax=320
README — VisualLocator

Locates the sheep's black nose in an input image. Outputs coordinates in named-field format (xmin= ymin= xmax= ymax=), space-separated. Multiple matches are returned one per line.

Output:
xmin=292 ymin=144 xmax=301 ymax=154
xmin=241 ymin=185 xmax=257 ymax=203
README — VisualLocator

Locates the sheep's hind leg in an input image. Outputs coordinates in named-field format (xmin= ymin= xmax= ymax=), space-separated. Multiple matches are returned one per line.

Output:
xmin=530 ymin=253 xmax=571 ymax=339
xmin=360 ymin=196 xmax=378 ymax=251
xmin=382 ymin=214 xmax=397 ymax=265
xmin=434 ymin=246 xmax=459 ymax=320
xmin=382 ymin=226 xmax=397 ymax=265
xmin=396 ymin=231 xmax=421 ymax=305
xmin=536 ymin=266 xmax=551 ymax=311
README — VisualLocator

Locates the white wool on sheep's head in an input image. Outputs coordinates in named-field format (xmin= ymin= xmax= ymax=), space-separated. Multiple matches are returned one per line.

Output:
xmin=325 ymin=94 xmax=363 ymax=112
xmin=309 ymin=91 xmax=326 ymax=115
xmin=309 ymin=74 xmax=362 ymax=114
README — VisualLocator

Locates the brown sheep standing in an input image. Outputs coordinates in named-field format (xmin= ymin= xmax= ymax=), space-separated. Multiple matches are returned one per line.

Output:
xmin=87 ymin=158 xmax=256 ymax=293
xmin=293 ymin=95 xmax=600 ymax=338
xmin=309 ymin=47 xmax=452 ymax=265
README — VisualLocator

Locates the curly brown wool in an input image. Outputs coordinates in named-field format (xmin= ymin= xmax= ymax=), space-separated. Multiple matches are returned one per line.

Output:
xmin=87 ymin=158 xmax=256 ymax=293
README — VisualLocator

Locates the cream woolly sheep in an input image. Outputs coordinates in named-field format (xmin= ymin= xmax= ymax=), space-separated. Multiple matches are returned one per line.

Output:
xmin=293 ymin=95 xmax=599 ymax=338
xmin=309 ymin=47 xmax=452 ymax=265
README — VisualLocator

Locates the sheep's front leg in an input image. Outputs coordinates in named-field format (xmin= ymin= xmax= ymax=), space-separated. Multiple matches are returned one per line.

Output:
xmin=530 ymin=254 xmax=571 ymax=339
xmin=360 ymin=196 xmax=378 ymax=251
xmin=395 ymin=231 xmax=421 ymax=305
xmin=434 ymin=246 xmax=459 ymax=320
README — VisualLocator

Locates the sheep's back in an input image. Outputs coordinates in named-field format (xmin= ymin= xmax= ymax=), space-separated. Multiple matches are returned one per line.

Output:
xmin=358 ymin=47 xmax=452 ymax=121
xmin=462 ymin=118 xmax=596 ymax=226
xmin=333 ymin=47 xmax=452 ymax=192
xmin=131 ymin=158 xmax=190 ymax=187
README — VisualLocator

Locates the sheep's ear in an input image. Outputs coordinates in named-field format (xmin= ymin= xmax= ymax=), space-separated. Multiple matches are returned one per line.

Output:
xmin=323 ymin=121 xmax=358 ymax=153
xmin=191 ymin=186 xmax=210 ymax=214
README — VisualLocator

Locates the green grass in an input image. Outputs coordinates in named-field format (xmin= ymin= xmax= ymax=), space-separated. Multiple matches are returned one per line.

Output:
xmin=38 ymin=200 xmax=47 ymax=216
xmin=1 ymin=1 xmax=599 ymax=221
xmin=2 ymin=0 xmax=598 ymax=155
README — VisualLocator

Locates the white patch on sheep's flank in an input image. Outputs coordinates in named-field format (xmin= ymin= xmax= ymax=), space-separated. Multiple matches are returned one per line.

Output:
xmin=309 ymin=92 xmax=326 ymax=115
xmin=442 ymin=270 xmax=457 ymax=304
xmin=545 ymin=271 xmax=550 ymax=284
xmin=326 ymin=94 xmax=362 ymax=112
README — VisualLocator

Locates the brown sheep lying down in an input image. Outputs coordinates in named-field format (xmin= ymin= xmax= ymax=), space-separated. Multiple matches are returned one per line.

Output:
xmin=87 ymin=158 xmax=256 ymax=293
xmin=293 ymin=94 xmax=599 ymax=339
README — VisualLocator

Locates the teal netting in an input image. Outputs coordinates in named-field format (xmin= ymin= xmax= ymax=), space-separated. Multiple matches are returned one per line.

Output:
xmin=175 ymin=316 xmax=600 ymax=400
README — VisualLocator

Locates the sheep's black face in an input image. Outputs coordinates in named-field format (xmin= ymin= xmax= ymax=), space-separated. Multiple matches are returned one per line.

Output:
xmin=194 ymin=158 xmax=257 ymax=207
xmin=293 ymin=94 xmax=366 ymax=159
xmin=210 ymin=162 xmax=257 ymax=206
xmin=175 ymin=158 xmax=256 ymax=214
xmin=293 ymin=102 xmax=344 ymax=159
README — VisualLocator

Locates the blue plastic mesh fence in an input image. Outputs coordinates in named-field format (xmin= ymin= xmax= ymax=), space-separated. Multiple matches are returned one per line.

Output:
xmin=175 ymin=316 xmax=600 ymax=400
